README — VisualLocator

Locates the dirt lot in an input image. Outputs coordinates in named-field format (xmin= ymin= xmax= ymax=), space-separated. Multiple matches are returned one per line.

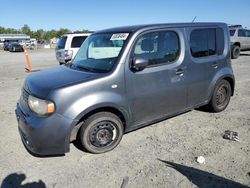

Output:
xmin=0 ymin=49 xmax=249 ymax=188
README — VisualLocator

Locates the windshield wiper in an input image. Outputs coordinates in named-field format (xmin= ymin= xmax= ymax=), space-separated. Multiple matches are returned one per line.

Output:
xmin=65 ymin=63 xmax=92 ymax=72
xmin=75 ymin=65 xmax=94 ymax=72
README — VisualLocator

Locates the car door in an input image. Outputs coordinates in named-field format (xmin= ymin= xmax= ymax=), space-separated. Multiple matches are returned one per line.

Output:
xmin=125 ymin=29 xmax=187 ymax=126
xmin=186 ymin=27 xmax=225 ymax=107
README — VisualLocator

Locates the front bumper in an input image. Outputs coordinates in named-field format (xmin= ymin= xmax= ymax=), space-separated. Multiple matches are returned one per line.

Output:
xmin=15 ymin=102 xmax=77 ymax=156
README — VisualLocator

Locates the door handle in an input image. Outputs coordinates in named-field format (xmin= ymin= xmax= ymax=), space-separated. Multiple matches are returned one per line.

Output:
xmin=175 ymin=69 xmax=184 ymax=76
xmin=212 ymin=62 xmax=219 ymax=69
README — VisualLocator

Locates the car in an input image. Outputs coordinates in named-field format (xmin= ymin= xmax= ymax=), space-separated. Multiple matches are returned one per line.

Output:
xmin=16 ymin=22 xmax=234 ymax=155
xmin=3 ymin=42 xmax=12 ymax=51
xmin=9 ymin=43 xmax=24 ymax=52
xmin=229 ymin=25 xmax=250 ymax=59
xmin=55 ymin=33 xmax=92 ymax=65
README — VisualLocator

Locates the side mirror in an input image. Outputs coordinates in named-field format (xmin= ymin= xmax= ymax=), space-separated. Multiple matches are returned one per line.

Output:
xmin=131 ymin=58 xmax=148 ymax=71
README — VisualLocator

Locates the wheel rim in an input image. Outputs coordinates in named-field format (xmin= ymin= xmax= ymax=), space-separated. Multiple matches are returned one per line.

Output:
xmin=234 ymin=48 xmax=240 ymax=57
xmin=89 ymin=121 xmax=117 ymax=148
xmin=216 ymin=85 xmax=229 ymax=108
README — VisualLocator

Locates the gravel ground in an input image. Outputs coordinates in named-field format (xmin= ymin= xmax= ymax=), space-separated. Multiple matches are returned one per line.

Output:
xmin=0 ymin=49 xmax=249 ymax=188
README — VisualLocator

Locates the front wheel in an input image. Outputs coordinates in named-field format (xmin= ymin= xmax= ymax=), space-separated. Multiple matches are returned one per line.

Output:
xmin=80 ymin=112 xmax=124 ymax=154
xmin=207 ymin=80 xmax=232 ymax=112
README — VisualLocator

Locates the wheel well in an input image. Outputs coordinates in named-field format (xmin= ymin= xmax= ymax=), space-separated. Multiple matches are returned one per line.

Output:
xmin=70 ymin=107 xmax=127 ymax=141
xmin=223 ymin=77 xmax=234 ymax=96
xmin=233 ymin=42 xmax=241 ymax=48
xmin=80 ymin=107 xmax=126 ymax=127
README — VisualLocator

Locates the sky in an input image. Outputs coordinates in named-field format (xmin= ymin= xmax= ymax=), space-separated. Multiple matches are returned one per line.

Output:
xmin=0 ymin=0 xmax=250 ymax=31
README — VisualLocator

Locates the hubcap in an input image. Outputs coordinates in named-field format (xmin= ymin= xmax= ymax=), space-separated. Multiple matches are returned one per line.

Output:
xmin=216 ymin=85 xmax=228 ymax=107
xmin=89 ymin=121 xmax=117 ymax=147
xmin=234 ymin=48 xmax=240 ymax=57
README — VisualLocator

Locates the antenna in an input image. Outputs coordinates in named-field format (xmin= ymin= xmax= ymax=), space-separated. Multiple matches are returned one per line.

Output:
xmin=192 ymin=16 xmax=197 ymax=23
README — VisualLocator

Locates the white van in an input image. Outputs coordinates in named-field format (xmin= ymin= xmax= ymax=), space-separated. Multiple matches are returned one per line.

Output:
xmin=55 ymin=33 xmax=91 ymax=64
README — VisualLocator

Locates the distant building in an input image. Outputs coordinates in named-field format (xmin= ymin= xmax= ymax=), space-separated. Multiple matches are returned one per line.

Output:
xmin=0 ymin=34 xmax=30 ymax=43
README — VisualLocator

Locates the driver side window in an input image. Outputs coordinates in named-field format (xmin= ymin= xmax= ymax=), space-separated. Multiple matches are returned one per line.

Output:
xmin=132 ymin=31 xmax=180 ymax=66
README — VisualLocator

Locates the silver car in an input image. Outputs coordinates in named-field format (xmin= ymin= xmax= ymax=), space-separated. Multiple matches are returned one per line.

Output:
xmin=229 ymin=25 xmax=250 ymax=59
xmin=16 ymin=22 xmax=234 ymax=155
xmin=55 ymin=33 xmax=92 ymax=64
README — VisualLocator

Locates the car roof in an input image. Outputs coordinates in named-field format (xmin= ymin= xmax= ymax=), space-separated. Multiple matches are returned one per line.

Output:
xmin=94 ymin=22 xmax=227 ymax=34
xmin=62 ymin=33 xmax=92 ymax=37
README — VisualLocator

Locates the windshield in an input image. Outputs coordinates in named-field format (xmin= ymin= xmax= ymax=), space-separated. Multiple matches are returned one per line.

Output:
xmin=71 ymin=33 xmax=129 ymax=73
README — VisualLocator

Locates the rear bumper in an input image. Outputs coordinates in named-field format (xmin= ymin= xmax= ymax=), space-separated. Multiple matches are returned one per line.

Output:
xmin=15 ymin=103 xmax=77 ymax=156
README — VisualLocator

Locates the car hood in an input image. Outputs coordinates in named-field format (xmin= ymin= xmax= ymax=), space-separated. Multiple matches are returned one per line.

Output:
xmin=24 ymin=65 xmax=101 ymax=98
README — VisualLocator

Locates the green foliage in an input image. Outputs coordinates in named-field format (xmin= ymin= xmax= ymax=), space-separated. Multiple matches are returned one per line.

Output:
xmin=0 ymin=24 xmax=89 ymax=41
xmin=21 ymin=24 xmax=31 ymax=35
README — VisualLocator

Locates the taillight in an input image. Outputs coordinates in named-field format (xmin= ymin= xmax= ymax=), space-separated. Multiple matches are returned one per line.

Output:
xmin=64 ymin=50 xmax=73 ymax=60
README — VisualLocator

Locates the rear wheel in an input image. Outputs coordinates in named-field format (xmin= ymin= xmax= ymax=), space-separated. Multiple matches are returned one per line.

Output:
xmin=207 ymin=80 xmax=232 ymax=112
xmin=231 ymin=45 xmax=240 ymax=59
xmin=80 ymin=112 xmax=124 ymax=154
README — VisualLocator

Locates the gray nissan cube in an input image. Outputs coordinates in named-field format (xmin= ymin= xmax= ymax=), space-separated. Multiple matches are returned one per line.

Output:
xmin=16 ymin=23 xmax=235 ymax=155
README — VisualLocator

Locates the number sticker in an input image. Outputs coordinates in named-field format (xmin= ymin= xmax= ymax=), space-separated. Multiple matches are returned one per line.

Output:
xmin=110 ymin=33 xmax=129 ymax=40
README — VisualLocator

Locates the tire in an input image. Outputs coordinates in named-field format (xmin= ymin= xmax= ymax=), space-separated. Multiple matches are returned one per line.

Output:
xmin=231 ymin=45 xmax=240 ymax=59
xmin=80 ymin=112 xmax=124 ymax=154
xmin=207 ymin=79 xmax=232 ymax=112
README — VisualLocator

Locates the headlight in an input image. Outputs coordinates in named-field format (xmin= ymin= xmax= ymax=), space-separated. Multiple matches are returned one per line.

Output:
xmin=28 ymin=95 xmax=55 ymax=115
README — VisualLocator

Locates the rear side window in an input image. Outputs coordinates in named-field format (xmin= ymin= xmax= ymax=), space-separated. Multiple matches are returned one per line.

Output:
xmin=245 ymin=30 xmax=250 ymax=37
xmin=190 ymin=28 xmax=224 ymax=58
xmin=216 ymin=28 xmax=225 ymax=55
xmin=238 ymin=29 xmax=246 ymax=37
xmin=132 ymin=31 xmax=180 ymax=66
xmin=71 ymin=36 xmax=88 ymax=48
xmin=56 ymin=36 xmax=67 ymax=49
xmin=229 ymin=30 xmax=236 ymax=36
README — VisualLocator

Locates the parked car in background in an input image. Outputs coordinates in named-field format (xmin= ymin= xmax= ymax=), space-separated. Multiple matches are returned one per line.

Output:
xmin=3 ymin=42 xmax=12 ymax=51
xmin=229 ymin=25 xmax=250 ymax=59
xmin=55 ymin=33 xmax=92 ymax=64
xmin=16 ymin=23 xmax=234 ymax=155
xmin=9 ymin=43 xmax=24 ymax=52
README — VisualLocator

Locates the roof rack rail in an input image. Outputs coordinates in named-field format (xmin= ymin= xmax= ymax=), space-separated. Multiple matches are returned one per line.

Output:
xmin=65 ymin=31 xmax=94 ymax=35
xmin=228 ymin=24 xmax=243 ymax=28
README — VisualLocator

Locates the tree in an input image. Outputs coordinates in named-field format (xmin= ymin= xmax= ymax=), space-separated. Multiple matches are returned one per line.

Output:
xmin=56 ymin=28 xmax=71 ymax=38
xmin=44 ymin=29 xmax=56 ymax=40
xmin=21 ymin=24 xmax=31 ymax=35
xmin=0 ymin=26 xmax=89 ymax=41
xmin=0 ymin=27 xmax=6 ymax=34
xmin=0 ymin=27 xmax=20 ymax=34
xmin=32 ymin=29 xmax=46 ymax=41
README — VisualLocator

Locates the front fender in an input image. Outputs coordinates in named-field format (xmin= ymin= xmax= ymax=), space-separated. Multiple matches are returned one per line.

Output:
xmin=63 ymin=91 xmax=131 ymax=124
xmin=65 ymin=92 xmax=131 ymax=142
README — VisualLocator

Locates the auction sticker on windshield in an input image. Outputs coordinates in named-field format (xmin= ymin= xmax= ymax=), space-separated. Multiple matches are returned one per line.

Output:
xmin=110 ymin=33 xmax=129 ymax=40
